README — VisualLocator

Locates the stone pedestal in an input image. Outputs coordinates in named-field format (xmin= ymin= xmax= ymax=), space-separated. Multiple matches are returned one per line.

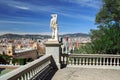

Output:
xmin=45 ymin=41 xmax=61 ymax=69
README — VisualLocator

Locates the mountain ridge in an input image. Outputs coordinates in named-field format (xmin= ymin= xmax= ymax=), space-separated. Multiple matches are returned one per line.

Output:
xmin=0 ymin=33 xmax=89 ymax=39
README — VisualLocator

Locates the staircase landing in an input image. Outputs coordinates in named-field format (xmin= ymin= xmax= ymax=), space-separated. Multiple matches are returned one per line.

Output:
xmin=52 ymin=67 xmax=120 ymax=80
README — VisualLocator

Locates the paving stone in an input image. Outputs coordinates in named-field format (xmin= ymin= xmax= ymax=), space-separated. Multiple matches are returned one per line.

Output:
xmin=52 ymin=67 xmax=120 ymax=80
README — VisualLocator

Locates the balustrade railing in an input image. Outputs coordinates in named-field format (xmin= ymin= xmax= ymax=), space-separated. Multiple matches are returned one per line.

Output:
xmin=0 ymin=54 xmax=57 ymax=80
xmin=60 ymin=53 xmax=68 ymax=68
xmin=1 ymin=53 xmax=120 ymax=80
xmin=61 ymin=54 xmax=120 ymax=67
xmin=68 ymin=54 xmax=120 ymax=66
xmin=60 ymin=54 xmax=68 ymax=65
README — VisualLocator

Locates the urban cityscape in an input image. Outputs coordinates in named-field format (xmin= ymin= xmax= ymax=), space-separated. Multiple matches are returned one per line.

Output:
xmin=0 ymin=0 xmax=120 ymax=80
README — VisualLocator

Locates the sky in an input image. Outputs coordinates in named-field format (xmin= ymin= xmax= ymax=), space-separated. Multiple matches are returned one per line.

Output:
xmin=0 ymin=0 xmax=102 ymax=35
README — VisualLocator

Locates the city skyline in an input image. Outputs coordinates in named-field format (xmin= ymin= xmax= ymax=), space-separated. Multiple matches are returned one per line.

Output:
xmin=0 ymin=0 xmax=102 ymax=35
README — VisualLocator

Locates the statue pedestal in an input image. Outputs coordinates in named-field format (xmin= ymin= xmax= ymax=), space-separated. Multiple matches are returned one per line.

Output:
xmin=45 ymin=40 xmax=61 ymax=69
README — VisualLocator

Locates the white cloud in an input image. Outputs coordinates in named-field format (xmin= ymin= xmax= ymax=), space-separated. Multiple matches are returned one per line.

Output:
xmin=14 ymin=6 xmax=30 ymax=10
xmin=1 ymin=0 xmax=30 ymax=10
xmin=58 ymin=12 xmax=94 ymax=22
xmin=64 ymin=0 xmax=102 ymax=9
xmin=1 ymin=0 xmax=96 ymax=22
xmin=1 ymin=0 xmax=56 ymax=12
xmin=0 ymin=20 xmax=48 ymax=27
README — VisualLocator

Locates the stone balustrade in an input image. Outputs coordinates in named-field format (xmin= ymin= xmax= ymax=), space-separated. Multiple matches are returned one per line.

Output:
xmin=61 ymin=54 xmax=120 ymax=67
xmin=1 ymin=53 xmax=120 ymax=80
xmin=0 ymin=54 xmax=57 ymax=80
xmin=60 ymin=53 xmax=68 ymax=65
xmin=0 ymin=64 xmax=20 ymax=69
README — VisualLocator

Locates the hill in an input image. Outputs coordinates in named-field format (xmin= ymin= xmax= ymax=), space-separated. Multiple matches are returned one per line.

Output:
xmin=60 ymin=33 xmax=89 ymax=38
xmin=0 ymin=33 xmax=89 ymax=39
xmin=0 ymin=34 xmax=50 ymax=39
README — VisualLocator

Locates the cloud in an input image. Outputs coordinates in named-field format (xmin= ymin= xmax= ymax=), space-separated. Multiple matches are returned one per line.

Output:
xmin=0 ymin=0 xmax=98 ymax=34
xmin=64 ymin=0 xmax=102 ymax=9
xmin=0 ymin=0 xmax=95 ymax=22
xmin=14 ymin=6 xmax=30 ymax=10
xmin=0 ymin=0 xmax=56 ymax=12
xmin=0 ymin=20 xmax=48 ymax=27
xmin=58 ymin=12 xmax=94 ymax=22
xmin=0 ymin=0 xmax=30 ymax=10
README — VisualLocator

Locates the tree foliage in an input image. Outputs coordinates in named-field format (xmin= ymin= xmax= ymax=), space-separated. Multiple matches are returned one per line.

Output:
xmin=90 ymin=0 xmax=120 ymax=54
xmin=0 ymin=54 xmax=11 ymax=64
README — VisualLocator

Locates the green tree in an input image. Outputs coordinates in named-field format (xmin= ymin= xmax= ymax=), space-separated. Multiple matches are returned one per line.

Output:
xmin=0 ymin=54 xmax=11 ymax=64
xmin=90 ymin=0 xmax=120 ymax=54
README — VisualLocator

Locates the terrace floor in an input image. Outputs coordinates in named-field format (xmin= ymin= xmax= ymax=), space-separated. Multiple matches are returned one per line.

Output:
xmin=52 ymin=67 xmax=120 ymax=80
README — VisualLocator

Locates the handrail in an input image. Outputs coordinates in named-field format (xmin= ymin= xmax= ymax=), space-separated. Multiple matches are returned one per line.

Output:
xmin=69 ymin=54 xmax=120 ymax=58
xmin=61 ymin=54 xmax=120 ymax=67
xmin=0 ymin=54 xmax=57 ymax=80
xmin=68 ymin=54 xmax=120 ymax=66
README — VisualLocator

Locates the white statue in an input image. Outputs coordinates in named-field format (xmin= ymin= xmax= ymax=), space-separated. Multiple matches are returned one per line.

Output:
xmin=50 ymin=14 xmax=58 ymax=41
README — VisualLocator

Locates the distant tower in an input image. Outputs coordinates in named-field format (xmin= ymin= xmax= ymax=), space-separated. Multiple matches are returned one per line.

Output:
xmin=6 ymin=43 xmax=15 ymax=56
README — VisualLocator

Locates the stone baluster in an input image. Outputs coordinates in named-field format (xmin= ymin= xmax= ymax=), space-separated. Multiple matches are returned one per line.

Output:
xmin=85 ymin=58 xmax=87 ymax=65
xmin=24 ymin=74 xmax=27 ymax=80
xmin=32 ymin=69 xmax=35 ymax=76
xmin=117 ymin=58 xmax=119 ymax=66
xmin=62 ymin=56 xmax=64 ymax=63
xmin=36 ymin=67 xmax=38 ymax=73
xmin=75 ymin=58 xmax=77 ymax=65
xmin=82 ymin=58 xmax=84 ymax=65
xmin=110 ymin=58 xmax=113 ymax=66
xmin=106 ymin=58 xmax=109 ymax=66
xmin=113 ymin=58 xmax=116 ymax=66
xmin=21 ymin=76 xmax=24 ymax=80
xmin=92 ymin=58 xmax=94 ymax=65
xmin=103 ymin=58 xmax=105 ymax=65
xmin=96 ymin=58 xmax=98 ymax=65
xmin=30 ymin=70 xmax=33 ymax=78
xmin=35 ymin=69 xmax=37 ymax=74
xmin=78 ymin=58 xmax=80 ymax=65
xmin=65 ymin=56 xmax=67 ymax=64
xmin=27 ymin=72 xmax=30 ymax=80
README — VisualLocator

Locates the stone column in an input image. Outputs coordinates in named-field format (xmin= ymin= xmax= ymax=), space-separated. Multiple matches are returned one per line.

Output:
xmin=45 ymin=41 xmax=61 ymax=69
